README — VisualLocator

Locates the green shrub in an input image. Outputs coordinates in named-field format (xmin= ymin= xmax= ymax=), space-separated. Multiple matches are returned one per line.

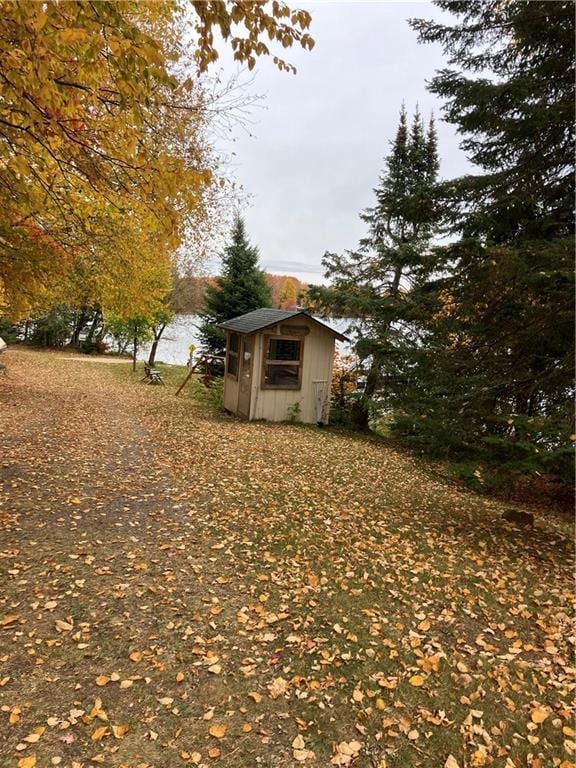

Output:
xmin=0 ymin=317 xmax=20 ymax=344
xmin=197 ymin=378 xmax=224 ymax=413
xmin=30 ymin=309 xmax=72 ymax=347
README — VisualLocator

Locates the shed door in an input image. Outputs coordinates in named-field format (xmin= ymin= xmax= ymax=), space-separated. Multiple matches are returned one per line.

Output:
xmin=237 ymin=336 xmax=253 ymax=418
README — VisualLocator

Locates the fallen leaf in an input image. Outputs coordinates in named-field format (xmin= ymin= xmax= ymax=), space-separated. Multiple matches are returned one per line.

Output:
xmin=18 ymin=757 xmax=37 ymax=768
xmin=0 ymin=614 xmax=19 ymax=627
xmin=112 ymin=723 xmax=129 ymax=739
xmin=9 ymin=706 xmax=21 ymax=724
xmin=248 ymin=691 xmax=262 ymax=703
xmin=531 ymin=707 xmax=549 ymax=724
xmin=209 ymin=724 xmax=227 ymax=738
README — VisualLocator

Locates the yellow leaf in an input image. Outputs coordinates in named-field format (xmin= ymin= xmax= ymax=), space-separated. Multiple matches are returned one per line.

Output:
xmin=23 ymin=732 xmax=42 ymax=743
xmin=209 ymin=724 xmax=227 ymax=738
xmin=18 ymin=757 xmax=37 ymax=768
xmin=92 ymin=725 xmax=108 ymax=741
xmin=531 ymin=707 xmax=549 ymax=724
xmin=208 ymin=663 xmax=222 ymax=674
xmin=129 ymin=651 xmax=142 ymax=662
xmin=208 ymin=747 xmax=221 ymax=758
xmin=55 ymin=619 xmax=74 ymax=632
xmin=444 ymin=757 xmax=460 ymax=768
xmin=112 ymin=723 xmax=129 ymax=739
xmin=9 ymin=706 xmax=21 ymax=724
xmin=95 ymin=675 xmax=110 ymax=686
xmin=119 ymin=679 xmax=133 ymax=689
xmin=417 ymin=619 xmax=431 ymax=632
xmin=408 ymin=674 xmax=425 ymax=687
xmin=248 ymin=691 xmax=262 ymax=703
xmin=0 ymin=614 xmax=19 ymax=626
xmin=176 ymin=672 xmax=185 ymax=682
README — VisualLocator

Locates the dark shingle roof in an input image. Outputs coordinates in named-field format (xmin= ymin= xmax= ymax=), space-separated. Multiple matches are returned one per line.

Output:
xmin=218 ymin=308 xmax=348 ymax=341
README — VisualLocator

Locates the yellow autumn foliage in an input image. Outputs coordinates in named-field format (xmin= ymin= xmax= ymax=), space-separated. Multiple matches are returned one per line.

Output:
xmin=0 ymin=1 xmax=313 ymax=319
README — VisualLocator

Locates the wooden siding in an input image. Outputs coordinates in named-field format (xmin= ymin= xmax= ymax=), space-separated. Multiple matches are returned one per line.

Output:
xmin=250 ymin=316 xmax=335 ymax=424
xmin=223 ymin=332 xmax=241 ymax=413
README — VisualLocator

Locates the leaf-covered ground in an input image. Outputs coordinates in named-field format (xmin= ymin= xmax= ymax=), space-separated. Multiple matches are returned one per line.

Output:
xmin=0 ymin=349 xmax=574 ymax=768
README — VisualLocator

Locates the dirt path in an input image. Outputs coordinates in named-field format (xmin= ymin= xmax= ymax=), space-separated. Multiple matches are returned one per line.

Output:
xmin=0 ymin=349 xmax=573 ymax=768
xmin=0 ymin=351 xmax=253 ymax=767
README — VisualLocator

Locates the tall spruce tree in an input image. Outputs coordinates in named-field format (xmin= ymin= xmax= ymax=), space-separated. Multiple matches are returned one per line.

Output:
xmin=312 ymin=107 xmax=440 ymax=429
xmin=199 ymin=216 xmax=272 ymax=355
xmin=395 ymin=1 xmax=575 ymax=484
xmin=411 ymin=0 xmax=574 ymax=242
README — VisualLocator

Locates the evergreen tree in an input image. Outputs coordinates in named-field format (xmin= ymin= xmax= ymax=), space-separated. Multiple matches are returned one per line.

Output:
xmin=395 ymin=1 xmax=575 ymax=484
xmin=199 ymin=216 xmax=272 ymax=355
xmin=311 ymin=107 xmax=440 ymax=429
xmin=411 ymin=0 xmax=574 ymax=241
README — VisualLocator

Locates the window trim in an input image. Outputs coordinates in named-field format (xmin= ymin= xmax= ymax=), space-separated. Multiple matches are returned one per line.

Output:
xmin=226 ymin=332 xmax=240 ymax=380
xmin=261 ymin=333 xmax=304 ymax=390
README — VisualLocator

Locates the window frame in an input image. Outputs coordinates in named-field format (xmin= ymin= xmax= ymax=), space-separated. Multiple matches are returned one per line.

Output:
xmin=261 ymin=333 xmax=304 ymax=390
xmin=226 ymin=332 xmax=240 ymax=380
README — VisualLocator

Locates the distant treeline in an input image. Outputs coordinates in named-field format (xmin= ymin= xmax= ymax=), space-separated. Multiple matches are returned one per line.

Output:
xmin=171 ymin=273 xmax=311 ymax=314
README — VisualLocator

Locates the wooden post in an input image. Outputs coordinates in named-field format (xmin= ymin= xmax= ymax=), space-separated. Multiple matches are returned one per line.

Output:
xmin=175 ymin=356 xmax=202 ymax=396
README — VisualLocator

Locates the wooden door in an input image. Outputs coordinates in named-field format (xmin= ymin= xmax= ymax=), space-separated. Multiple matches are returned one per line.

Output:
xmin=237 ymin=336 xmax=253 ymax=418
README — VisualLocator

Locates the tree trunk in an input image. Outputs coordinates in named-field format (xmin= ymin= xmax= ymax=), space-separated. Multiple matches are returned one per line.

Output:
xmin=86 ymin=309 xmax=102 ymax=343
xmin=147 ymin=323 xmax=167 ymax=367
xmin=132 ymin=334 xmax=137 ymax=372
xmin=350 ymin=356 xmax=381 ymax=431
xmin=70 ymin=309 xmax=89 ymax=347
xmin=351 ymin=265 xmax=405 ymax=430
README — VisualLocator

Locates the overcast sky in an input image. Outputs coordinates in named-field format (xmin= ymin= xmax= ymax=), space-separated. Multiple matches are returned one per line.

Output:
xmin=212 ymin=1 xmax=472 ymax=284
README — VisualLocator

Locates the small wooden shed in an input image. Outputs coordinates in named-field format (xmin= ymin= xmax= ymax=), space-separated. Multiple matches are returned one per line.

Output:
xmin=219 ymin=308 xmax=347 ymax=424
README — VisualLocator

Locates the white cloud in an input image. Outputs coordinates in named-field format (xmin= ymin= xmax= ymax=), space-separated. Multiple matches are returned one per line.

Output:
xmin=211 ymin=1 xmax=471 ymax=283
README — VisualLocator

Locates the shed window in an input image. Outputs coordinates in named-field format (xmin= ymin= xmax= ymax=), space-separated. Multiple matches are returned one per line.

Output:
xmin=226 ymin=332 xmax=239 ymax=378
xmin=262 ymin=336 xmax=303 ymax=390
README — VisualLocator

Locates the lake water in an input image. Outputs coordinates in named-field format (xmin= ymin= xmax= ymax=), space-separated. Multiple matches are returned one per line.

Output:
xmin=140 ymin=315 xmax=203 ymax=365
xmin=140 ymin=314 xmax=353 ymax=365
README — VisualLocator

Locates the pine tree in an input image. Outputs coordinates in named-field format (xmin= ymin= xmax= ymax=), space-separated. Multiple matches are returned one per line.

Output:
xmin=396 ymin=1 xmax=575 ymax=484
xmin=199 ymin=216 xmax=272 ymax=355
xmin=411 ymin=0 xmax=574 ymax=241
xmin=312 ymin=107 xmax=440 ymax=429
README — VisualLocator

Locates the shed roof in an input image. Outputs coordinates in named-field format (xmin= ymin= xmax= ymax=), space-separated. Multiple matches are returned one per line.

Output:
xmin=218 ymin=308 xmax=348 ymax=341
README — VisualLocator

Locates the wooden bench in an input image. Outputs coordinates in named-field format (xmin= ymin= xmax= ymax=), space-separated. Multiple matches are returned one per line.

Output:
xmin=142 ymin=362 xmax=165 ymax=385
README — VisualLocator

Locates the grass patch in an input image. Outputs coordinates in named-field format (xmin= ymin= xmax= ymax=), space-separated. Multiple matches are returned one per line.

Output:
xmin=0 ymin=348 xmax=573 ymax=768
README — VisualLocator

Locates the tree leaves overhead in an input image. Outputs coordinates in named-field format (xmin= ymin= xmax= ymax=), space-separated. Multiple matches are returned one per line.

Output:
xmin=0 ymin=0 xmax=314 ymax=319
xmin=190 ymin=1 xmax=315 ymax=73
